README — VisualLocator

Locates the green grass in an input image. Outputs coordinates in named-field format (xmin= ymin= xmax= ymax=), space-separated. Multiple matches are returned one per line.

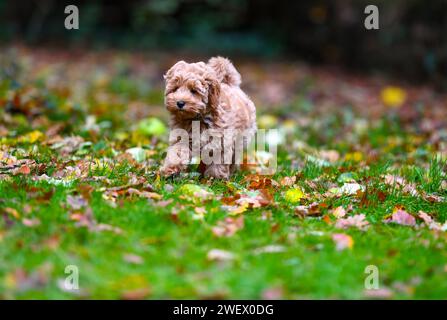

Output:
xmin=0 ymin=156 xmax=446 ymax=299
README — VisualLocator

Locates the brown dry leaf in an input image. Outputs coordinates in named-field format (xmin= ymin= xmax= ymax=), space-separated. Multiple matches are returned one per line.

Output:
xmin=15 ymin=165 xmax=31 ymax=175
xmin=207 ymin=249 xmax=235 ymax=261
xmin=71 ymin=207 xmax=122 ymax=234
xmin=212 ymin=216 xmax=244 ymax=237
xmin=235 ymin=189 xmax=273 ymax=208
xmin=43 ymin=235 xmax=61 ymax=250
xmin=423 ymin=194 xmax=444 ymax=203
xmin=295 ymin=202 xmax=324 ymax=218
xmin=155 ymin=199 xmax=173 ymax=207
xmin=4 ymin=266 xmax=50 ymax=292
xmin=127 ymin=188 xmax=162 ymax=200
xmin=385 ymin=208 xmax=416 ymax=226
xmin=322 ymin=214 xmax=332 ymax=224
xmin=67 ymin=195 xmax=88 ymax=210
xmin=193 ymin=206 xmax=207 ymax=219
xmin=335 ymin=214 xmax=369 ymax=231
xmin=319 ymin=150 xmax=340 ymax=163
xmin=4 ymin=207 xmax=20 ymax=219
xmin=121 ymin=288 xmax=151 ymax=300
xmin=418 ymin=211 xmax=446 ymax=231
xmin=49 ymin=136 xmax=84 ymax=155
xmin=332 ymin=206 xmax=346 ymax=218
xmin=280 ymin=176 xmax=296 ymax=187
xmin=22 ymin=218 xmax=41 ymax=227
xmin=123 ymin=253 xmax=144 ymax=265
xmin=243 ymin=174 xmax=278 ymax=190
xmin=93 ymin=223 xmax=123 ymax=234
xmin=332 ymin=233 xmax=354 ymax=251
xmin=363 ymin=288 xmax=394 ymax=299
xmin=262 ymin=286 xmax=284 ymax=300
xmin=383 ymin=174 xmax=418 ymax=196
xmin=227 ymin=202 xmax=249 ymax=215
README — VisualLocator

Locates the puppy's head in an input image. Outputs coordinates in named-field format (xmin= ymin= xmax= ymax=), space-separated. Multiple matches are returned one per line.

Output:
xmin=164 ymin=61 xmax=220 ymax=120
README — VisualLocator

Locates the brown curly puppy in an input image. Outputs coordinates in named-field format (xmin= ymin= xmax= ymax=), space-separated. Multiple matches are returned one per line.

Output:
xmin=160 ymin=57 xmax=256 ymax=179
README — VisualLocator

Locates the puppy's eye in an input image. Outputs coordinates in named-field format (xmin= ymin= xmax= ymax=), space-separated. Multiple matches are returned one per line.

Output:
xmin=190 ymin=89 xmax=197 ymax=94
xmin=166 ymin=87 xmax=178 ymax=95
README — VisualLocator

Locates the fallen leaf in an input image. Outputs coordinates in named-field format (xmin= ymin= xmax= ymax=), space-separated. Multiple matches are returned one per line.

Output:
xmin=235 ymin=189 xmax=273 ymax=208
xmin=280 ymin=176 xmax=296 ymax=187
xmin=125 ymin=147 xmax=146 ymax=163
xmin=262 ymin=286 xmax=284 ymax=300
xmin=253 ymin=245 xmax=286 ymax=254
xmin=137 ymin=117 xmax=167 ymax=137
xmin=330 ymin=183 xmax=364 ymax=196
xmin=18 ymin=130 xmax=44 ymax=143
xmin=258 ymin=114 xmax=279 ymax=129
xmin=332 ymin=206 xmax=347 ymax=218
xmin=381 ymin=86 xmax=406 ymax=108
xmin=385 ymin=208 xmax=416 ymax=226
xmin=383 ymin=175 xmax=418 ymax=196
xmin=207 ymin=249 xmax=235 ymax=261
xmin=418 ymin=211 xmax=447 ymax=231
xmin=284 ymin=187 xmax=305 ymax=203
xmin=319 ymin=150 xmax=340 ymax=163
xmin=227 ymin=202 xmax=249 ymax=215
xmin=294 ymin=202 xmax=323 ymax=218
xmin=4 ymin=207 xmax=20 ymax=219
xmin=123 ymin=253 xmax=144 ymax=265
xmin=332 ymin=233 xmax=354 ymax=251
xmin=15 ymin=165 xmax=31 ymax=175
xmin=344 ymin=152 xmax=363 ymax=162
xmin=211 ymin=216 xmax=244 ymax=237
xmin=193 ymin=206 xmax=207 ymax=220
xmin=178 ymin=184 xmax=213 ymax=201
xmin=22 ymin=218 xmax=41 ymax=227
xmin=121 ymin=288 xmax=151 ymax=300
xmin=335 ymin=214 xmax=369 ymax=231
xmin=363 ymin=287 xmax=394 ymax=299
xmin=66 ymin=195 xmax=88 ymax=210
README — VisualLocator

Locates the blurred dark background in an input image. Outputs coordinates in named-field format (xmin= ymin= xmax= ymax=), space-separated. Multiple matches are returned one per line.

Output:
xmin=0 ymin=0 xmax=446 ymax=87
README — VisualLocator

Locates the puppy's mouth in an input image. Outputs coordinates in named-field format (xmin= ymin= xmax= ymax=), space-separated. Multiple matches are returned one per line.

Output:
xmin=167 ymin=103 xmax=205 ymax=118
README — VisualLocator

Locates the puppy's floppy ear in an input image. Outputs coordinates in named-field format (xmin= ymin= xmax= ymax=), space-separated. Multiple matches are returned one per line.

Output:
xmin=164 ymin=61 xmax=187 ymax=81
xmin=205 ymin=72 xmax=221 ymax=118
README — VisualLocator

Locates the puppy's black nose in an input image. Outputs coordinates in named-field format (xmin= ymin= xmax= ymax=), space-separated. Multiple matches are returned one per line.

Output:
xmin=176 ymin=101 xmax=185 ymax=109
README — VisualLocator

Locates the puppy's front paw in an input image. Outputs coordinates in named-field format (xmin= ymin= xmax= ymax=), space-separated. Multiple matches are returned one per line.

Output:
xmin=204 ymin=165 xmax=230 ymax=179
xmin=159 ymin=165 xmax=181 ymax=177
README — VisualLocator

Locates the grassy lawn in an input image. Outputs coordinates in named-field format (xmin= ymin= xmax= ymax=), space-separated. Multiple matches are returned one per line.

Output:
xmin=0 ymin=47 xmax=446 ymax=299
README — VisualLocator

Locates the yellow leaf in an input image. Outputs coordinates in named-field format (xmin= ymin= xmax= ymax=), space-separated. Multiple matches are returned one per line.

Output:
xmin=332 ymin=206 xmax=346 ymax=218
xmin=19 ymin=130 xmax=44 ymax=143
xmin=229 ymin=202 xmax=249 ymax=215
xmin=284 ymin=188 xmax=305 ymax=203
xmin=4 ymin=207 xmax=20 ymax=219
xmin=344 ymin=151 xmax=363 ymax=162
xmin=381 ymin=86 xmax=407 ymax=108
xmin=258 ymin=114 xmax=279 ymax=129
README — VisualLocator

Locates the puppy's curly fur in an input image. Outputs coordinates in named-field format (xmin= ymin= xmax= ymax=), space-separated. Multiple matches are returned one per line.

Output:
xmin=160 ymin=57 xmax=256 ymax=179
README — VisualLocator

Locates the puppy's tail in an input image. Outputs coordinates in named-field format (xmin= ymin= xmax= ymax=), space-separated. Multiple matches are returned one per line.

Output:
xmin=208 ymin=56 xmax=241 ymax=86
